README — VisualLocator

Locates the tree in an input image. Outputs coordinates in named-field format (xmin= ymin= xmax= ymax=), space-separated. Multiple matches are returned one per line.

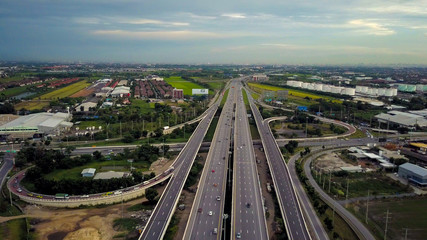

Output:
xmin=122 ymin=134 xmax=135 ymax=143
xmin=93 ymin=151 xmax=103 ymax=161
xmin=145 ymin=188 xmax=159 ymax=203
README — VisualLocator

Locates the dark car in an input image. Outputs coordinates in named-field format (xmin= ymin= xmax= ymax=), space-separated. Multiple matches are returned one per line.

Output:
xmin=198 ymin=208 xmax=202 ymax=213
xmin=246 ymin=203 xmax=251 ymax=208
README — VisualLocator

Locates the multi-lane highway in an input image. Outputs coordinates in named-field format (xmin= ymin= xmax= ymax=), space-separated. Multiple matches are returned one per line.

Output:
xmin=232 ymin=86 xmax=268 ymax=239
xmin=183 ymin=82 xmax=236 ymax=239
xmin=0 ymin=153 xmax=14 ymax=188
xmin=247 ymin=88 xmax=311 ymax=240
xmin=139 ymin=100 xmax=220 ymax=240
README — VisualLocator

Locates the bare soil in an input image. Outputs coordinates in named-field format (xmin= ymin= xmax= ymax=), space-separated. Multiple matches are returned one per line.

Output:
xmin=313 ymin=152 xmax=353 ymax=172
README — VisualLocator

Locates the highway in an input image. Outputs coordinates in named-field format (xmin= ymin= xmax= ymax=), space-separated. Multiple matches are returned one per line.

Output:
xmin=0 ymin=153 xmax=14 ymax=188
xmin=232 ymin=86 xmax=268 ymax=239
xmin=139 ymin=100 xmax=219 ymax=240
xmin=183 ymin=82 xmax=236 ymax=239
xmin=247 ymin=89 xmax=311 ymax=240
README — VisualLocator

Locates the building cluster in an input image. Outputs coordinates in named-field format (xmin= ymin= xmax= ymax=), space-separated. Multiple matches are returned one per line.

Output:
xmin=347 ymin=146 xmax=396 ymax=169
xmin=0 ymin=77 xmax=44 ymax=91
xmin=286 ymin=80 xmax=398 ymax=97
xmin=397 ymin=84 xmax=427 ymax=93
xmin=134 ymin=76 xmax=174 ymax=99
xmin=252 ymin=74 xmax=269 ymax=82
xmin=48 ymin=77 xmax=80 ymax=88
xmin=286 ymin=81 xmax=356 ymax=96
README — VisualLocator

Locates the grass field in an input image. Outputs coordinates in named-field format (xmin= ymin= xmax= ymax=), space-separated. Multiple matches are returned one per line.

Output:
xmin=129 ymin=99 xmax=155 ymax=114
xmin=44 ymin=160 xmax=150 ymax=181
xmin=242 ymin=89 xmax=249 ymax=107
xmin=348 ymin=196 xmax=427 ymax=240
xmin=38 ymin=80 xmax=91 ymax=99
xmin=0 ymin=219 xmax=28 ymax=240
xmin=14 ymin=100 xmax=50 ymax=110
xmin=164 ymin=76 xmax=204 ymax=95
xmin=204 ymin=116 xmax=219 ymax=142
xmin=248 ymin=83 xmax=342 ymax=103
xmin=2 ymin=86 xmax=29 ymax=97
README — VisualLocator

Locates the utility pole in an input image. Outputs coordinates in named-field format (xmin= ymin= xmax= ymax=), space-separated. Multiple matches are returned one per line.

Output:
xmin=404 ymin=228 xmax=408 ymax=240
xmin=384 ymin=209 xmax=391 ymax=240
xmin=120 ymin=121 xmax=122 ymax=138
xmin=9 ymin=188 xmax=12 ymax=206
xmin=346 ymin=178 xmax=349 ymax=207
xmin=328 ymin=170 xmax=332 ymax=193
xmin=366 ymin=190 xmax=370 ymax=224
xmin=305 ymin=117 xmax=308 ymax=138
xmin=143 ymin=120 xmax=145 ymax=132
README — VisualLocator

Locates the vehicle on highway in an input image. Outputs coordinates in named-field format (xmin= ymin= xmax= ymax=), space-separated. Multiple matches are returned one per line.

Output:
xmin=246 ymin=202 xmax=251 ymax=208
xmin=198 ymin=208 xmax=202 ymax=213
xmin=134 ymin=187 xmax=140 ymax=190
xmin=236 ymin=232 xmax=241 ymax=239
xmin=213 ymin=228 xmax=218 ymax=235
xmin=17 ymin=188 xmax=22 ymax=193
xmin=208 ymin=211 xmax=213 ymax=216
xmin=216 ymin=196 xmax=220 ymax=201
xmin=81 ymin=195 xmax=89 ymax=198
xmin=143 ymin=181 xmax=150 ymax=185
xmin=114 ymin=191 xmax=122 ymax=195
xmin=211 ymin=169 xmax=215 ymax=173
xmin=36 ymin=195 xmax=43 ymax=199
xmin=27 ymin=193 xmax=33 ymax=197
xmin=55 ymin=193 xmax=69 ymax=199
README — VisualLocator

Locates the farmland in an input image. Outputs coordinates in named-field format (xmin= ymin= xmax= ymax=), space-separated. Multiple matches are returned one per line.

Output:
xmin=14 ymin=100 xmax=50 ymax=110
xmin=38 ymin=80 xmax=91 ymax=100
xmin=164 ymin=76 xmax=204 ymax=95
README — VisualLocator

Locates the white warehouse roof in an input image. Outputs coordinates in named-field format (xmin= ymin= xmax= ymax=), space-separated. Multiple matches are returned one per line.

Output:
xmin=0 ymin=112 xmax=73 ymax=134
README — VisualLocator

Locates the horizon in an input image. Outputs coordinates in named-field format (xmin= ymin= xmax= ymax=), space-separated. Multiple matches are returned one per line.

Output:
xmin=1 ymin=0 xmax=427 ymax=65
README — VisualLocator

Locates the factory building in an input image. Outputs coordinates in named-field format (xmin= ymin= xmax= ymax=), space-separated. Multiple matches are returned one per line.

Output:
xmin=398 ymin=163 xmax=427 ymax=187
xmin=375 ymin=111 xmax=427 ymax=128
xmin=252 ymin=74 xmax=269 ymax=82
xmin=111 ymin=86 xmax=131 ymax=98
xmin=0 ymin=112 xmax=73 ymax=138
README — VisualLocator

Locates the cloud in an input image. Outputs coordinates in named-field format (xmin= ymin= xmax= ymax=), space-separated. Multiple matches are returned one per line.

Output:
xmin=73 ymin=17 xmax=101 ymax=24
xmin=364 ymin=5 xmax=427 ymax=16
xmin=221 ymin=13 xmax=246 ymax=19
xmin=185 ymin=13 xmax=217 ymax=20
xmin=92 ymin=30 xmax=241 ymax=40
xmin=348 ymin=19 xmax=395 ymax=36
xmin=115 ymin=18 xmax=189 ymax=26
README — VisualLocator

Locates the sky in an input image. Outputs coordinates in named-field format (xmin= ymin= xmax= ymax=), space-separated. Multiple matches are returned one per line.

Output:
xmin=0 ymin=0 xmax=427 ymax=65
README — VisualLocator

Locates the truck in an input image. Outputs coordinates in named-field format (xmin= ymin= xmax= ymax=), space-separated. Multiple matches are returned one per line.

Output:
xmin=55 ymin=193 xmax=69 ymax=199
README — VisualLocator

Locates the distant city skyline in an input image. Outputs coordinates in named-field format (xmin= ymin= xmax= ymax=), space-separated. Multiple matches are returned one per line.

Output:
xmin=1 ymin=0 xmax=427 ymax=65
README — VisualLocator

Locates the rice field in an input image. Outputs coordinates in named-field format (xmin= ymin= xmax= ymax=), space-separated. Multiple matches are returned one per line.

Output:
xmin=164 ymin=76 xmax=205 ymax=95
xmin=38 ymin=80 xmax=91 ymax=100
xmin=14 ymin=100 xmax=50 ymax=110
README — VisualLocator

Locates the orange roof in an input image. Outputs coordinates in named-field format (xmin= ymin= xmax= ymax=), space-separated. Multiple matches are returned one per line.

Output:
xmin=410 ymin=142 xmax=427 ymax=148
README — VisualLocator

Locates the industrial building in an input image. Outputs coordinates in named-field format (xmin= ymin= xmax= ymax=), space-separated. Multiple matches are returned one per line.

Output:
xmin=0 ymin=112 xmax=73 ymax=138
xmin=111 ymin=86 xmax=131 ymax=98
xmin=375 ymin=111 xmax=427 ymax=128
xmin=252 ymin=74 xmax=269 ymax=82
xmin=398 ymin=163 xmax=427 ymax=187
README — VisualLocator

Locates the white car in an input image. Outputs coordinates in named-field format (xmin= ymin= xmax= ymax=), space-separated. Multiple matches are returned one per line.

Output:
xmin=216 ymin=196 xmax=220 ymax=201
xmin=17 ymin=188 xmax=22 ymax=193
xmin=81 ymin=195 xmax=89 ymax=198
xmin=208 ymin=211 xmax=213 ymax=216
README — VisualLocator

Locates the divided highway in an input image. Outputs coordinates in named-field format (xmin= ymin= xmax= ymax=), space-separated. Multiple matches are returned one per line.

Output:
xmin=247 ymin=89 xmax=312 ymax=240
xmin=183 ymin=82 xmax=236 ymax=239
xmin=139 ymin=100 xmax=220 ymax=240
xmin=232 ymin=85 xmax=268 ymax=239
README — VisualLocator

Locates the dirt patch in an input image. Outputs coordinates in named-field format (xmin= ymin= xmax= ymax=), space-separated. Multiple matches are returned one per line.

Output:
xmin=25 ymin=183 xmax=167 ymax=240
xmin=148 ymin=157 xmax=173 ymax=175
xmin=314 ymin=152 xmax=353 ymax=172
xmin=254 ymin=147 xmax=276 ymax=237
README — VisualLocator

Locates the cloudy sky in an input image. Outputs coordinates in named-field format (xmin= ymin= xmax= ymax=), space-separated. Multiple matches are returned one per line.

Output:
xmin=1 ymin=0 xmax=426 ymax=65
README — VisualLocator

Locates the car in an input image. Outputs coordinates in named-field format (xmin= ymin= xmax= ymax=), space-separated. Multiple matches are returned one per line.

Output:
xmin=27 ymin=193 xmax=33 ymax=197
xmin=198 ymin=208 xmax=202 ymax=213
xmin=236 ymin=232 xmax=241 ymax=239
xmin=216 ymin=196 xmax=220 ymax=201
xmin=213 ymin=228 xmax=218 ymax=235
xmin=246 ymin=202 xmax=251 ymax=208
xmin=17 ymin=188 xmax=22 ymax=193
xmin=36 ymin=195 xmax=43 ymax=199
xmin=114 ymin=191 xmax=122 ymax=195
xmin=81 ymin=195 xmax=89 ymax=198
xmin=212 ymin=169 xmax=215 ymax=173
xmin=134 ymin=187 xmax=140 ymax=190
xmin=208 ymin=211 xmax=213 ymax=216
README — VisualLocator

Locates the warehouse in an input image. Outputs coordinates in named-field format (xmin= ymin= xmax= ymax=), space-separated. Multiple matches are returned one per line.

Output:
xmin=0 ymin=112 xmax=72 ymax=138
xmin=375 ymin=111 xmax=427 ymax=128
xmin=111 ymin=86 xmax=130 ymax=98
xmin=398 ymin=163 xmax=427 ymax=187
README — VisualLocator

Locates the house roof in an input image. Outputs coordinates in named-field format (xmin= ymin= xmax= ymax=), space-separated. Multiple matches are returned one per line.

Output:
xmin=81 ymin=168 xmax=96 ymax=174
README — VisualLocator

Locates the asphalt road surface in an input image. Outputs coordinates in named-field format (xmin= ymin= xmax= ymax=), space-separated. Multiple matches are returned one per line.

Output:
xmin=231 ymin=85 xmax=268 ymax=239
xmin=248 ymin=89 xmax=311 ymax=240
xmin=183 ymin=82 xmax=237 ymax=239
xmin=139 ymin=102 xmax=219 ymax=240
xmin=0 ymin=153 xmax=14 ymax=188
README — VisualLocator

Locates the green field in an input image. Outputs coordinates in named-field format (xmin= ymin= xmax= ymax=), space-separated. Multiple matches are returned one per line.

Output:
xmin=204 ymin=116 xmax=219 ymax=142
xmin=2 ymin=86 xmax=29 ymax=97
xmin=349 ymin=197 xmax=427 ymax=240
xmin=248 ymin=82 xmax=342 ymax=104
xmin=0 ymin=219 xmax=28 ymax=240
xmin=242 ymin=89 xmax=249 ymax=107
xmin=220 ymin=89 xmax=229 ymax=107
xmin=38 ymin=80 xmax=90 ymax=99
xmin=164 ymin=76 xmax=204 ymax=95
xmin=129 ymin=99 xmax=155 ymax=114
